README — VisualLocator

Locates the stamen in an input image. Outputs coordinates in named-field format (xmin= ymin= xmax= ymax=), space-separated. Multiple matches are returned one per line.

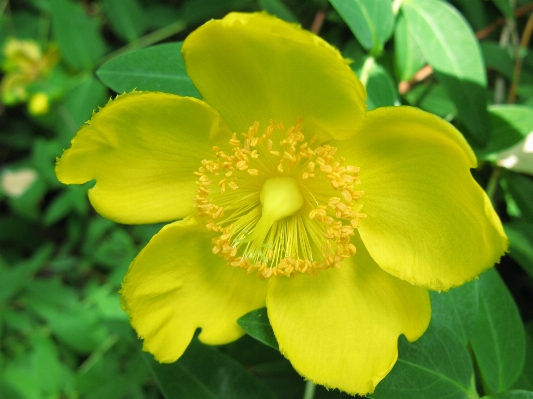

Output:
xmin=193 ymin=120 xmax=365 ymax=278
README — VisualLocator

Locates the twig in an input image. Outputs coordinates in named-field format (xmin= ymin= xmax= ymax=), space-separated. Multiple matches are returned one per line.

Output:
xmin=310 ymin=9 xmax=326 ymax=34
xmin=508 ymin=11 xmax=533 ymax=103
xmin=476 ymin=3 xmax=533 ymax=40
xmin=398 ymin=3 xmax=533 ymax=95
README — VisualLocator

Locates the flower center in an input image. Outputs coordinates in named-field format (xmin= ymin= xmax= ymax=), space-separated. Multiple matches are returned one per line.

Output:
xmin=194 ymin=120 xmax=365 ymax=278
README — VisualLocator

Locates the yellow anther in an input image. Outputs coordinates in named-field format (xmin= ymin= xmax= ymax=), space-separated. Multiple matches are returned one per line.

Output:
xmin=194 ymin=119 xmax=363 ymax=279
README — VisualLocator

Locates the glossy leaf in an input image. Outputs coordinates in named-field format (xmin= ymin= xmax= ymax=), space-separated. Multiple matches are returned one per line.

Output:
xmin=429 ymin=279 xmax=479 ymax=345
xmin=370 ymin=323 xmax=474 ymax=399
xmin=504 ymin=221 xmax=533 ymax=279
xmin=475 ymin=105 xmax=533 ymax=158
xmin=330 ymin=0 xmax=394 ymax=54
xmin=356 ymin=57 xmax=398 ymax=110
xmin=401 ymin=0 xmax=489 ymax=145
xmin=100 ymin=0 xmax=145 ymax=42
xmin=145 ymin=338 xmax=277 ymax=399
xmin=394 ymin=13 xmax=425 ymax=81
xmin=237 ymin=308 xmax=279 ymax=350
xmin=50 ymin=0 xmax=106 ymax=70
xmin=97 ymin=43 xmax=200 ymax=98
xmin=470 ymin=269 xmax=526 ymax=393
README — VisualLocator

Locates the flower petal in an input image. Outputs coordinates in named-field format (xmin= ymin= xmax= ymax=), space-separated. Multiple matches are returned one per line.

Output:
xmin=121 ymin=217 xmax=268 ymax=362
xmin=182 ymin=12 xmax=366 ymax=141
xmin=267 ymin=233 xmax=430 ymax=395
xmin=55 ymin=92 xmax=232 ymax=224
xmin=338 ymin=106 xmax=508 ymax=290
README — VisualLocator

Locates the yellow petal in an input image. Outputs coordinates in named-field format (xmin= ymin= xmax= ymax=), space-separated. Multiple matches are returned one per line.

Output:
xmin=267 ymin=233 xmax=430 ymax=395
xmin=121 ymin=217 xmax=268 ymax=362
xmin=182 ymin=12 xmax=366 ymax=141
xmin=338 ymin=106 xmax=508 ymax=290
xmin=55 ymin=92 xmax=232 ymax=224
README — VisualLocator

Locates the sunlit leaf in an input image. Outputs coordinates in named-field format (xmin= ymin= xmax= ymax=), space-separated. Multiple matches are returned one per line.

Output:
xmin=330 ymin=0 xmax=393 ymax=54
xmin=401 ymin=0 xmax=488 ymax=145
xmin=394 ymin=13 xmax=425 ymax=81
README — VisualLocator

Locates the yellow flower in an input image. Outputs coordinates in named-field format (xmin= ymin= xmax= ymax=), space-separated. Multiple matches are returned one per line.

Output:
xmin=55 ymin=13 xmax=507 ymax=395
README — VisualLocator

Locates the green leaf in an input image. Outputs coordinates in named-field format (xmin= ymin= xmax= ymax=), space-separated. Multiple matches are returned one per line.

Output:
xmin=475 ymin=105 xmax=533 ymax=158
xmin=329 ymin=0 xmax=394 ymax=54
xmin=405 ymin=82 xmax=456 ymax=118
xmin=470 ymin=269 xmax=526 ymax=393
xmin=259 ymin=0 xmax=297 ymax=22
xmin=237 ymin=308 xmax=279 ymax=350
xmin=401 ymin=0 xmax=489 ymax=145
xmin=0 ymin=245 xmax=53 ymax=303
xmin=504 ymin=221 xmax=533 ymax=279
xmin=364 ymin=60 xmax=398 ymax=110
xmin=394 ymin=13 xmax=425 ymax=81
xmin=97 ymin=43 xmax=200 ymax=98
xmin=57 ymin=76 xmax=108 ymax=142
xmin=101 ymin=0 xmax=145 ymax=42
xmin=429 ymin=279 xmax=479 ymax=345
xmin=491 ymin=0 xmax=514 ymax=18
xmin=145 ymin=338 xmax=278 ymax=399
xmin=505 ymin=173 xmax=533 ymax=223
xmin=512 ymin=323 xmax=533 ymax=391
xmin=370 ymin=323 xmax=474 ymax=399
xmin=481 ymin=41 xmax=514 ymax=81
xmin=484 ymin=390 xmax=533 ymax=399
xmin=50 ymin=0 xmax=106 ymax=70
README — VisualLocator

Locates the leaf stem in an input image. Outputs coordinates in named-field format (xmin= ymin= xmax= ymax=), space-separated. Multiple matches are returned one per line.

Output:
xmin=392 ymin=0 xmax=403 ymax=15
xmin=359 ymin=56 xmax=375 ymax=87
xmin=486 ymin=166 xmax=502 ymax=206
xmin=303 ymin=380 xmax=316 ymax=399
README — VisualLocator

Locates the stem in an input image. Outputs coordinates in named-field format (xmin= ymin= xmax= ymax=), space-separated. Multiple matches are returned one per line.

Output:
xmin=310 ymin=9 xmax=326 ymax=34
xmin=78 ymin=334 xmax=118 ymax=375
xmin=476 ymin=3 xmax=533 ymax=40
xmin=508 ymin=11 xmax=533 ymax=103
xmin=392 ymin=0 xmax=403 ymax=15
xmin=494 ymin=18 xmax=513 ymax=104
xmin=486 ymin=167 xmax=502 ymax=206
xmin=303 ymin=380 xmax=316 ymax=399
xmin=100 ymin=19 xmax=187 ymax=65
xmin=359 ymin=56 xmax=375 ymax=87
